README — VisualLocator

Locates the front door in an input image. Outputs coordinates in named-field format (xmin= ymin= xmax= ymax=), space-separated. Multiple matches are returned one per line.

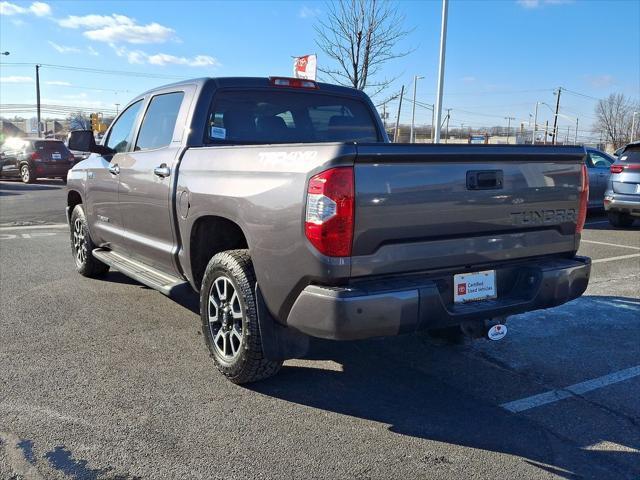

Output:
xmin=118 ymin=91 xmax=186 ymax=275
xmin=86 ymin=99 xmax=144 ymax=250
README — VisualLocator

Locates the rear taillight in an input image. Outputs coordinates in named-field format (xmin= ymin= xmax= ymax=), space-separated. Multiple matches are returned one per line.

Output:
xmin=611 ymin=163 xmax=640 ymax=173
xmin=305 ymin=167 xmax=354 ymax=257
xmin=30 ymin=152 xmax=41 ymax=161
xmin=610 ymin=164 xmax=624 ymax=174
xmin=576 ymin=163 xmax=588 ymax=234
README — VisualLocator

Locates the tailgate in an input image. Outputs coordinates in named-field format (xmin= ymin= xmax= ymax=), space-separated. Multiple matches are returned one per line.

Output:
xmin=351 ymin=144 xmax=586 ymax=277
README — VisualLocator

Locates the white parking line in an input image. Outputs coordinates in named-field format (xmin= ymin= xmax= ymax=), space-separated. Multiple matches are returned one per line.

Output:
xmin=585 ymin=220 xmax=610 ymax=226
xmin=0 ymin=223 xmax=68 ymax=231
xmin=581 ymin=239 xmax=640 ymax=251
xmin=592 ymin=253 xmax=640 ymax=264
xmin=501 ymin=365 xmax=640 ymax=413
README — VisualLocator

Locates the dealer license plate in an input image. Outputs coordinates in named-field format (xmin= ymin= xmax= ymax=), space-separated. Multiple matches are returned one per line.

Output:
xmin=454 ymin=270 xmax=497 ymax=303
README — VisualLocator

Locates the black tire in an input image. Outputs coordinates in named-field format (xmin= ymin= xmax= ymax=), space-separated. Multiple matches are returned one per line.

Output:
xmin=608 ymin=211 xmax=635 ymax=228
xmin=20 ymin=164 xmax=36 ymax=184
xmin=69 ymin=205 xmax=109 ymax=277
xmin=200 ymin=250 xmax=282 ymax=384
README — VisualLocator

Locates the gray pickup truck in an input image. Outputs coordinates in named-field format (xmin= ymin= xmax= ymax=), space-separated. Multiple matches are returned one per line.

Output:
xmin=67 ymin=76 xmax=591 ymax=384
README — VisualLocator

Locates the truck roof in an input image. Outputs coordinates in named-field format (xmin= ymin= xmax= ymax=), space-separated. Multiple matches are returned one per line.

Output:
xmin=137 ymin=77 xmax=369 ymax=100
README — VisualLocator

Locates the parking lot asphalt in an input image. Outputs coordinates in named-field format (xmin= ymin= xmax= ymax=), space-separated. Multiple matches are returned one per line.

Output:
xmin=1 ymin=179 xmax=639 ymax=479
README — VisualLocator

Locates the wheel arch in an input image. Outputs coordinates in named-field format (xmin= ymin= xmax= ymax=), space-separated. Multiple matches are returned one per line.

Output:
xmin=188 ymin=215 xmax=249 ymax=291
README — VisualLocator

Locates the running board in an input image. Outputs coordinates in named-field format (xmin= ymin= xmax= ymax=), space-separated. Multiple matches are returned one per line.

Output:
xmin=93 ymin=248 xmax=188 ymax=296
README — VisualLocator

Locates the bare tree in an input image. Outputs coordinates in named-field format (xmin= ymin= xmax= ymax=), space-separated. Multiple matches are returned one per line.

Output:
xmin=315 ymin=0 xmax=412 ymax=96
xmin=594 ymin=93 xmax=638 ymax=149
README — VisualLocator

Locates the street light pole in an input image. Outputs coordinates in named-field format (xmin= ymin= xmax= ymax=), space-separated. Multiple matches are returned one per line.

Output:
xmin=433 ymin=0 xmax=449 ymax=144
xmin=410 ymin=75 xmax=423 ymax=143
xmin=35 ymin=64 xmax=42 ymax=138
xmin=574 ymin=117 xmax=579 ymax=144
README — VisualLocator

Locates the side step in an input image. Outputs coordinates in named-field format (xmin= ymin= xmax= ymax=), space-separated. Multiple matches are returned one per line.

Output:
xmin=93 ymin=248 xmax=188 ymax=296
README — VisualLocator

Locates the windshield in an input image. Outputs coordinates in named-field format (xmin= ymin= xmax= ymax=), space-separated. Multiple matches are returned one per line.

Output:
xmin=207 ymin=89 xmax=380 ymax=144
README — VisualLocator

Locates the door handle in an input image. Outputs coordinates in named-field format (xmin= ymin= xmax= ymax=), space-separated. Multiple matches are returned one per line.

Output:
xmin=466 ymin=170 xmax=504 ymax=190
xmin=153 ymin=164 xmax=171 ymax=178
xmin=107 ymin=164 xmax=120 ymax=175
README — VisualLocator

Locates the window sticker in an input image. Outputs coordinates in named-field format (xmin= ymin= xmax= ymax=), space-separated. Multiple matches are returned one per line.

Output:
xmin=211 ymin=126 xmax=226 ymax=139
xmin=621 ymin=155 xmax=628 ymax=161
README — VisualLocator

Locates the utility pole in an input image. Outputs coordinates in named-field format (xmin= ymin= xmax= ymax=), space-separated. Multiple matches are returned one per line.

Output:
xmin=504 ymin=116 xmax=515 ymax=144
xmin=433 ymin=0 xmax=449 ymax=144
xmin=35 ymin=64 xmax=42 ymax=138
xmin=115 ymin=103 xmax=120 ymax=115
xmin=632 ymin=112 xmax=639 ymax=142
xmin=566 ymin=126 xmax=570 ymax=144
xmin=551 ymin=87 xmax=562 ymax=145
xmin=393 ymin=85 xmax=404 ymax=143
xmin=410 ymin=75 xmax=423 ymax=143
xmin=382 ymin=102 xmax=387 ymax=130
xmin=445 ymin=108 xmax=450 ymax=143
xmin=544 ymin=120 xmax=549 ymax=145
xmin=574 ymin=117 xmax=579 ymax=144
xmin=532 ymin=102 xmax=539 ymax=145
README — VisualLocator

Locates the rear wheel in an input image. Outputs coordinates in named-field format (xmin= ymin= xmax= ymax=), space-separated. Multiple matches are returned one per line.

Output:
xmin=20 ymin=164 xmax=35 ymax=184
xmin=200 ymin=250 xmax=282 ymax=384
xmin=608 ymin=211 xmax=635 ymax=228
xmin=70 ymin=205 xmax=109 ymax=277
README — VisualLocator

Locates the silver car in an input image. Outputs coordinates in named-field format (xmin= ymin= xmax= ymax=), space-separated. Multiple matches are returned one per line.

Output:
xmin=585 ymin=147 xmax=615 ymax=208
xmin=604 ymin=141 xmax=640 ymax=227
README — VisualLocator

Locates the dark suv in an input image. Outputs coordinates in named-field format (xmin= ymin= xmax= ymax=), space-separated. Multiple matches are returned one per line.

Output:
xmin=0 ymin=137 xmax=74 ymax=184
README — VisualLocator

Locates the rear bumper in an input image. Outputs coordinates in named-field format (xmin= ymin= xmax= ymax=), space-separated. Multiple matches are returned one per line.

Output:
xmin=34 ymin=162 xmax=71 ymax=177
xmin=286 ymin=256 xmax=591 ymax=340
xmin=604 ymin=192 xmax=640 ymax=216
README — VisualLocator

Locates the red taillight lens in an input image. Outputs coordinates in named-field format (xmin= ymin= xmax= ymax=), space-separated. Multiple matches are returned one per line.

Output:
xmin=305 ymin=167 xmax=354 ymax=257
xmin=610 ymin=164 xmax=624 ymax=174
xmin=576 ymin=163 xmax=588 ymax=234
xmin=30 ymin=152 xmax=41 ymax=161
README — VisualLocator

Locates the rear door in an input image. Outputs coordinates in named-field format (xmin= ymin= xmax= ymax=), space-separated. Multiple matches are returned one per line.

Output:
xmin=118 ymin=89 xmax=190 ymax=275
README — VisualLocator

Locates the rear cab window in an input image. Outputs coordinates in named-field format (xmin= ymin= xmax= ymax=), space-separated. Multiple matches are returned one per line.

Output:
xmin=206 ymin=89 xmax=380 ymax=144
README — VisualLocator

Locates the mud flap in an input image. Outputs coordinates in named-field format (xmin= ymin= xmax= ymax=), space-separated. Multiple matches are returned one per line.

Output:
xmin=256 ymin=285 xmax=310 ymax=361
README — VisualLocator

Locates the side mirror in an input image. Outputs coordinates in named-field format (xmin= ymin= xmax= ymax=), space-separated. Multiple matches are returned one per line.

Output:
xmin=67 ymin=130 xmax=114 ymax=155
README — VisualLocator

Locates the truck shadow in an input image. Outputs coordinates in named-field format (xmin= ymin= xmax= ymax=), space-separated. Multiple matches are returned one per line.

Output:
xmin=249 ymin=295 xmax=640 ymax=480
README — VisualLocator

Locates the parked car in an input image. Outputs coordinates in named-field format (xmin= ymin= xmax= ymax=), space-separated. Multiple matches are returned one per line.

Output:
xmin=0 ymin=137 xmax=74 ymax=183
xmin=66 ymin=77 xmax=591 ymax=384
xmin=585 ymin=147 xmax=614 ymax=208
xmin=613 ymin=146 xmax=626 ymax=158
xmin=605 ymin=141 xmax=640 ymax=227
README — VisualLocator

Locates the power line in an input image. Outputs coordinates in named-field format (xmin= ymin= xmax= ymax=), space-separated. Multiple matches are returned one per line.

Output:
xmin=0 ymin=62 xmax=188 ymax=80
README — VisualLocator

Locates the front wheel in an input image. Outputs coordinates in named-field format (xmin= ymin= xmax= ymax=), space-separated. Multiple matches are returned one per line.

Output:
xmin=608 ymin=211 xmax=635 ymax=228
xmin=200 ymin=250 xmax=282 ymax=384
xmin=70 ymin=205 xmax=109 ymax=277
xmin=20 ymin=164 xmax=35 ymax=184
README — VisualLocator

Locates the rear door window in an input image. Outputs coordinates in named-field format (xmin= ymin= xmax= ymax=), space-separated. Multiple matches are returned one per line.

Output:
xmin=135 ymin=92 xmax=184 ymax=151
xmin=207 ymin=89 xmax=379 ymax=144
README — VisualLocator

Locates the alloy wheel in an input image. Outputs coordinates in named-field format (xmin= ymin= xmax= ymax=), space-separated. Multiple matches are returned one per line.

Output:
xmin=21 ymin=165 xmax=30 ymax=183
xmin=72 ymin=218 xmax=87 ymax=266
xmin=208 ymin=276 xmax=244 ymax=360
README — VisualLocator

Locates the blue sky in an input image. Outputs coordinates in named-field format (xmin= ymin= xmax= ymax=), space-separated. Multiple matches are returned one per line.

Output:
xmin=1 ymin=0 xmax=638 ymax=141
